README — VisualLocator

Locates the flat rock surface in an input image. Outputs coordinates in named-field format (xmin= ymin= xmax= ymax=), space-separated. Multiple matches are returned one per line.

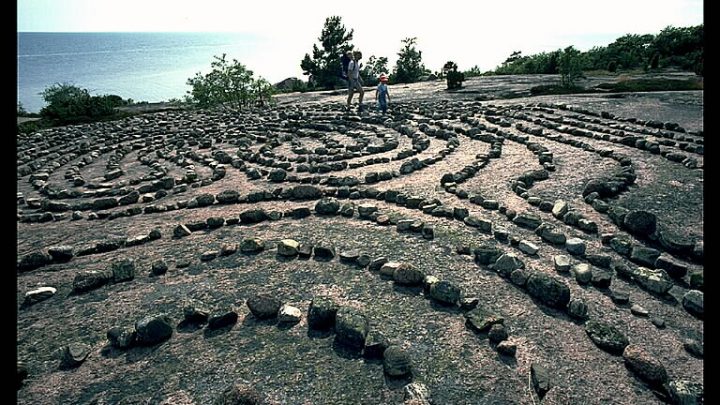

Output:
xmin=17 ymin=73 xmax=702 ymax=404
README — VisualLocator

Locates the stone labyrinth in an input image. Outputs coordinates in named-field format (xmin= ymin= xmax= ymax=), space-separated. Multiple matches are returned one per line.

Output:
xmin=17 ymin=99 xmax=703 ymax=404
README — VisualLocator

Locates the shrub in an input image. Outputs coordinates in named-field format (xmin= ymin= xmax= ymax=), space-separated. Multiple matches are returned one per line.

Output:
xmin=39 ymin=83 xmax=127 ymax=125
xmin=607 ymin=61 xmax=618 ymax=73
xmin=443 ymin=61 xmax=465 ymax=90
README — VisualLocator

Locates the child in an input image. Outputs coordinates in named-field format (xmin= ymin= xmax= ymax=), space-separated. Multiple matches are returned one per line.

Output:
xmin=376 ymin=73 xmax=390 ymax=114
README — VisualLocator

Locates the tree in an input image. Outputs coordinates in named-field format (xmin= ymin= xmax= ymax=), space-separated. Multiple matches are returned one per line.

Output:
xmin=392 ymin=37 xmax=428 ymax=84
xmin=360 ymin=55 xmax=389 ymax=86
xmin=558 ymin=46 xmax=583 ymax=88
xmin=464 ymin=65 xmax=483 ymax=77
xmin=443 ymin=61 xmax=465 ymax=90
xmin=300 ymin=16 xmax=354 ymax=90
xmin=186 ymin=54 xmax=269 ymax=111
xmin=39 ymin=83 xmax=125 ymax=124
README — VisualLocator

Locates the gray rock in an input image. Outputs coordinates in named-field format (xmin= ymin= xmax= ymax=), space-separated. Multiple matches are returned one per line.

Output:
xmin=111 ymin=258 xmax=135 ymax=282
xmin=216 ymin=189 xmax=239 ymax=204
xmin=278 ymin=304 xmax=302 ymax=324
xmin=590 ymin=270 xmax=613 ymax=289
xmin=622 ymin=344 xmax=668 ymax=385
xmin=553 ymin=255 xmax=571 ymax=272
xmin=586 ymin=254 xmax=611 ymax=269
xmin=308 ymin=296 xmax=338 ymax=329
xmin=513 ymin=212 xmax=542 ymax=229
xmin=246 ymin=295 xmax=281 ymax=319
xmin=240 ymin=238 xmax=265 ymax=253
xmin=393 ymin=263 xmax=425 ymax=286
xmin=135 ymin=314 xmax=173 ymax=345
xmin=60 ymin=343 xmax=91 ymax=369
xmin=630 ymin=304 xmax=649 ymax=317
xmin=623 ymin=210 xmax=657 ymax=236
xmin=565 ymin=238 xmax=586 ymax=256
xmin=526 ymin=273 xmax=571 ymax=309
xmin=151 ymin=259 xmax=169 ymax=275
xmin=689 ymin=272 xmax=703 ymax=290
xmin=364 ymin=330 xmax=391 ymax=359
xmin=357 ymin=204 xmax=378 ymax=219
xmin=666 ymin=379 xmax=704 ymax=405
xmin=208 ymin=309 xmax=239 ymax=329
xmin=183 ymin=301 xmax=210 ymax=323
xmin=488 ymin=324 xmax=508 ymax=343
xmin=585 ymin=319 xmax=629 ymax=354
xmin=497 ymin=340 xmax=517 ymax=356
xmin=23 ymin=286 xmax=57 ymax=306
xmin=314 ymin=245 xmax=336 ymax=259
xmin=552 ymin=200 xmax=569 ymax=218
xmin=518 ymin=240 xmax=539 ymax=255
xmin=17 ymin=251 xmax=53 ymax=272
xmin=421 ymin=224 xmax=434 ymax=240
xmin=173 ymin=224 xmax=192 ymax=238
xmin=630 ymin=246 xmax=661 ymax=267
xmin=634 ymin=267 xmax=673 ymax=295
xmin=315 ymin=197 xmax=340 ymax=215
xmin=277 ymin=239 xmax=300 ymax=256
xmin=334 ymin=308 xmax=369 ymax=350
xmin=47 ymin=245 xmax=74 ymax=262
xmin=200 ymin=251 xmax=218 ymax=262
xmin=291 ymin=185 xmax=323 ymax=200
xmin=240 ymin=209 xmax=268 ymax=224
xmin=567 ymin=298 xmax=588 ymax=320
xmin=540 ymin=225 xmax=566 ymax=245
xmin=460 ymin=297 xmax=479 ymax=311
xmin=610 ymin=289 xmax=630 ymax=305
xmin=510 ymin=269 xmax=529 ymax=286
xmin=369 ymin=257 xmax=388 ymax=271
xmin=474 ymin=245 xmax=503 ymax=265
xmin=107 ymin=326 xmax=136 ymax=349
xmin=572 ymin=263 xmax=592 ymax=285
xmin=465 ymin=306 xmax=504 ymax=332
xmin=494 ymin=253 xmax=525 ymax=277
xmin=654 ymin=254 xmax=688 ymax=279
xmin=403 ymin=382 xmax=430 ymax=405
xmin=72 ymin=269 xmax=112 ymax=293
xmin=207 ymin=217 xmax=225 ymax=228
xmin=383 ymin=346 xmax=412 ymax=378
xmin=429 ymin=280 xmax=462 ymax=305
xmin=682 ymin=290 xmax=703 ymax=317
xmin=220 ymin=243 xmax=238 ymax=256
xmin=531 ymin=363 xmax=552 ymax=400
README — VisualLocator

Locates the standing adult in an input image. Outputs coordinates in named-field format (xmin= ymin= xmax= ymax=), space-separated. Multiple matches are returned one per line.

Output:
xmin=346 ymin=51 xmax=365 ymax=112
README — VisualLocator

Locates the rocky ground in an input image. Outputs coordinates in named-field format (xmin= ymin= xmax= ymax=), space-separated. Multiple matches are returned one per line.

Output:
xmin=17 ymin=72 xmax=703 ymax=404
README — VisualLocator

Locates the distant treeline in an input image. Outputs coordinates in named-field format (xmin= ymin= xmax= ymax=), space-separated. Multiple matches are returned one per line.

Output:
xmin=493 ymin=25 xmax=703 ymax=75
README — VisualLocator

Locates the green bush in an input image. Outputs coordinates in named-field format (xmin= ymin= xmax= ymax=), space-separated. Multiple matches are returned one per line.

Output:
xmin=39 ymin=83 xmax=127 ymax=125
xmin=607 ymin=61 xmax=617 ymax=73
xmin=392 ymin=37 xmax=428 ymax=84
xmin=186 ymin=54 xmax=273 ymax=110
xmin=443 ymin=61 xmax=464 ymax=90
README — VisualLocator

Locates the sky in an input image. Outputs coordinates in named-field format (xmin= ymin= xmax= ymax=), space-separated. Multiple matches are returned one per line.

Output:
xmin=18 ymin=0 xmax=703 ymax=82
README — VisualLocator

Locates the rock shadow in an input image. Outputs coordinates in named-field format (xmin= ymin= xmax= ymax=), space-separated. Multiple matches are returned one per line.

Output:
xmin=275 ymin=254 xmax=298 ymax=263
xmin=176 ymin=320 xmax=205 ymax=334
xmin=202 ymin=323 xmax=235 ymax=339
xmin=392 ymin=284 xmax=423 ymax=297
xmin=384 ymin=374 xmax=413 ymax=390
xmin=428 ymin=300 xmax=463 ymax=315
xmin=241 ymin=315 xmax=278 ymax=328
xmin=276 ymin=321 xmax=300 ymax=331
xmin=331 ymin=338 xmax=364 ymax=360
xmin=99 ymin=344 xmax=124 ymax=360
xmin=307 ymin=327 xmax=334 ymax=340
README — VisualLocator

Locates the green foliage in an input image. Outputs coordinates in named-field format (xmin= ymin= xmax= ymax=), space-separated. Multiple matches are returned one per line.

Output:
xmin=558 ymin=46 xmax=584 ymax=88
xmin=39 ymin=83 xmax=128 ymax=125
xmin=493 ymin=25 xmax=702 ymax=75
xmin=186 ymin=54 xmax=272 ymax=111
xmin=392 ymin=37 xmax=428 ymax=84
xmin=607 ymin=60 xmax=618 ymax=73
xmin=443 ymin=61 xmax=465 ymax=90
xmin=300 ymin=16 xmax=355 ymax=90
xmin=360 ymin=55 xmax=389 ymax=86
xmin=464 ymin=65 xmax=483 ymax=77
xmin=649 ymin=53 xmax=660 ymax=69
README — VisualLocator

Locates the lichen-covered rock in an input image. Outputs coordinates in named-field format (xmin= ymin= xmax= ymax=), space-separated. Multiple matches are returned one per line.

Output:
xmin=334 ymin=308 xmax=369 ymax=350
xmin=585 ymin=319 xmax=629 ymax=354
xmin=622 ymin=344 xmax=668 ymax=385
xmin=526 ymin=272 xmax=570 ymax=309
xmin=383 ymin=346 xmax=412 ymax=378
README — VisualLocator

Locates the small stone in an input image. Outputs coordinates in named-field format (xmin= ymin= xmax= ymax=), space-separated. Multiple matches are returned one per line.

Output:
xmin=383 ymin=346 xmax=412 ymax=378
xmin=135 ymin=314 xmax=173 ymax=345
xmin=278 ymin=304 xmax=302 ymax=324
xmin=277 ymin=239 xmax=300 ymax=256
xmin=585 ymin=319 xmax=629 ymax=354
xmin=72 ymin=269 xmax=112 ymax=293
xmin=428 ymin=280 xmax=462 ymax=306
xmin=220 ymin=243 xmax=238 ymax=256
xmin=488 ymin=324 xmax=508 ymax=343
xmin=496 ymin=340 xmax=517 ymax=356
xmin=590 ymin=270 xmax=613 ymax=289
xmin=246 ymin=295 xmax=281 ymax=319
xmin=313 ymin=245 xmax=335 ymax=259
xmin=567 ymin=298 xmax=588 ymax=320
xmin=465 ymin=306 xmax=504 ymax=333
xmin=666 ymin=379 xmax=704 ymax=405
xmin=518 ymin=240 xmax=539 ymax=255
xmin=403 ymin=382 xmax=430 ymax=404
xmin=334 ymin=308 xmax=369 ymax=350
xmin=183 ymin=301 xmax=210 ymax=323
xmin=107 ymin=326 xmax=136 ymax=349
xmin=207 ymin=309 xmax=239 ymax=329
xmin=566 ymin=238 xmax=586 ymax=256
xmin=368 ymin=257 xmax=388 ymax=271
xmin=173 ymin=224 xmax=192 ymax=238
xmin=23 ymin=286 xmax=57 ymax=306
xmin=151 ymin=260 xmax=169 ymax=275
xmin=572 ymin=263 xmax=592 ymax=284
xmin=510 ymin=269 xmax=529 ymax=286
xmin=393 ymin=263 xmax=425 ymax=286
xmin=363 ymin=330 xmax=390 ymax=359
xmin=111 ymin=258 xmax=135 ymax=282
xmin=60 ymin=343 xmax=91 ymax=369
xmin=200 ymin=251 xmax=218 ymax=262
xmin=553 ymin=255 xmax=571 ymax=272
xmin=610 ymin=289 xmax=630 ymax=305
xmin=650 ymin=317 xmax=665 ymax=328
xmin=240 ymin=238 xmax=265 ymax=253
xmin=307 ymin=296 xmax=338 ymax=330
xmin=682 ymin=290 xmax=703 ymax=317
xmin=531 ymin=363 xmax=552 ymax=400
xmin=47 ymin=245 xmax=74 ymax=262
xmin=630 ymin=304 xmax=649 ymax=317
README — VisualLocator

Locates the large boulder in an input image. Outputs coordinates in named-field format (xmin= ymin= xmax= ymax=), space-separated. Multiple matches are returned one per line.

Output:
xmin=622 ymin=344 xmax=668 ymax=386
xmin=623 ymin=210 xmax=657 ymax=236
xmin=334 ymin=308 xmax=369 ymax=350
xmin=585 ymin=319 xmax=629 ymax=354
xmin=526 ymin=273 xmax=570 ymax=309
